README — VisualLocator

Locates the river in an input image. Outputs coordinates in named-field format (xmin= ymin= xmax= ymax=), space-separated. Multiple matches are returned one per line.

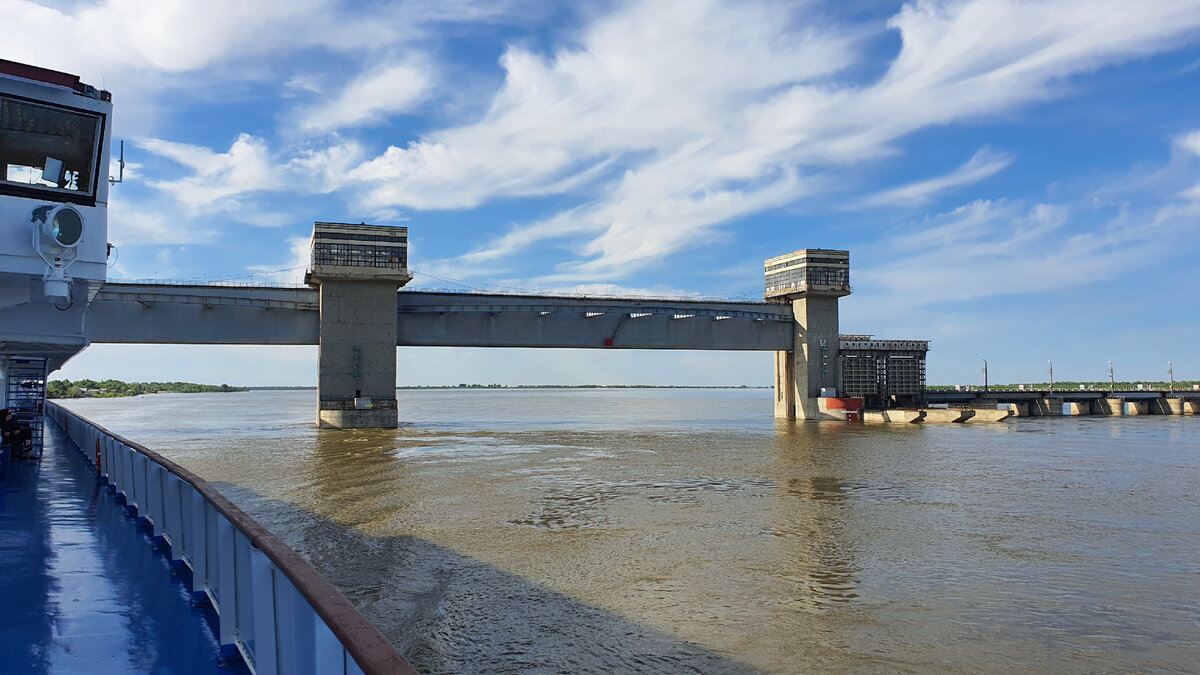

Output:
xmin=58 ymin=389 xmax=1199 ymax=673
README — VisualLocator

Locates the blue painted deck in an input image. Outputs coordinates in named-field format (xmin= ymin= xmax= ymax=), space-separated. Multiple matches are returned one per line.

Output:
xmin=0 ymin=420 xmax=249 ymax=674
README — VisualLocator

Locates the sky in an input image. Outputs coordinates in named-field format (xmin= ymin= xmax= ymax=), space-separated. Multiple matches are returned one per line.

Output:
xmin=4 ymin=0 xmax=1200 ymax=387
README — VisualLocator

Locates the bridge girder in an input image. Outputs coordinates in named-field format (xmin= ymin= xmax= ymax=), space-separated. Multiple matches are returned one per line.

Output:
xmin=85 ymin=284 xmax=794 ymax=351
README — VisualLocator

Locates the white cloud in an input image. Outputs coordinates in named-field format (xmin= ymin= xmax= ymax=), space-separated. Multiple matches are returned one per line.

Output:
xmin=106 ymin=196 xmax=218 ymax=246
xmin=137 ymin=135 xmax=367 ymax=217
xmin=857 ymin=147 xmax=1013 ymax=208
xmin=347 ymin=0 xmax=855 ymax=212
xmin=1173 ymin=130 xmax=1200 ymax=199
xmin=0 ymin=0 xmax=521 ymax=76
xmin=295 ymin=60 xmax=433 ymax=133
xmin=853 ymin=191 xmax=1200 ymax=313
xmin=40 ymin=0 xmax=1200 ymax=292
xmin=247 ymin=236 xmax=312 ymax=285
xmin=1179 ymin=130 xmax=1200 ymax=157
xmin=139 ymin=134 xmax=281 ymax=212
xmin=342 ymin=0 xmax=1200 ymax=282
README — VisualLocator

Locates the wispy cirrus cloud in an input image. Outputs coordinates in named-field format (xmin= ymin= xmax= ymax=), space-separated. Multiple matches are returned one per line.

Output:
xmin=854 ymin=143 xmax=1200 ymax=313
xmin=293 ymin=60 xmax=433 ymax=134
xmin=342 ymin=0 xmax=1200 ymax=281
xmin=43 ymin=0 xmax=1200 ymax=292
xmin=856 ymin=147 xmax=1013 ymax=208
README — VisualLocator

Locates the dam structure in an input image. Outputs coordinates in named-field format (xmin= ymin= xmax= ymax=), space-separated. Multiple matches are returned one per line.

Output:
xmin=77 ymin=226 xmax=920 ymax=426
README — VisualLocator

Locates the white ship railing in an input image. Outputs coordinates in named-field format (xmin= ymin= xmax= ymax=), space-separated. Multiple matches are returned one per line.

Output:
xmin=46 ymin=401 xmax=416 ymax=675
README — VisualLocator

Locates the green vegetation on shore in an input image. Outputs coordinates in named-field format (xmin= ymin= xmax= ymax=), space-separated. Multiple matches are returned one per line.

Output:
xmin=246 ymin=384 xmax=766 ymax=390
xmin=47 ymin=379 xmax=248 ymax=399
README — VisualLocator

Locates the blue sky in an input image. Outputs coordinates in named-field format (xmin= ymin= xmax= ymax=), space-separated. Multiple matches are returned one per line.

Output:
xmin=5 ymin=0 xmax=1200 ymax=387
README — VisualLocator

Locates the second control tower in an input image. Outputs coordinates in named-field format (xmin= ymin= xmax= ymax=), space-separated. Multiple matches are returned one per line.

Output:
xmin=765 ymin=249 xmax=851 ymax=420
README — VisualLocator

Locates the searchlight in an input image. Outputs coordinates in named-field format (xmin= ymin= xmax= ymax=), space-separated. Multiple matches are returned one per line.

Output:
xmin=31 ymin=203 xmax=85 ymax=306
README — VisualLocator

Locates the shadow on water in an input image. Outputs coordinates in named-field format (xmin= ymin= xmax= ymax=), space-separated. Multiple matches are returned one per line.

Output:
xmin=212 ymin=481 xmax=763 ymax=675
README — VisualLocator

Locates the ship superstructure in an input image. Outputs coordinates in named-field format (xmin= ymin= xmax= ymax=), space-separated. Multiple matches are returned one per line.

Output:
xmin=0 ymin=59 xmax=112 ymax=450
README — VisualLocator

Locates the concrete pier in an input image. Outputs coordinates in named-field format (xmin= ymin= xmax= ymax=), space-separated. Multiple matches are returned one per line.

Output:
xmin=923 ymin=408 xmax=968 ymax=423
xmin=1184 ymin=400 xmax=1200 ymax=415
xmin=863 ymin=410 xmax=923 ymax=423
xmin=968 ymin=409 xmax=1012 ymax=422
xmin=308 ymin=223 xmax=412 ymax=429
xmin=1125 ymin=400 xmax=1149 ymax=415
xmin=1154 ymin=398 xmax=1182 ymax=415
xmin=1025 ymin=398 xmax=1061 ymax=416
xmin=1063 ymin=401 xmax=1090 ymax=416
xmin=1004 ymin=401 xmax=1029 ymax=417
xmin=315 ymin=280 xmax=402 ymax=428
xmin=773 ymin=350 xmax=795 ymax=419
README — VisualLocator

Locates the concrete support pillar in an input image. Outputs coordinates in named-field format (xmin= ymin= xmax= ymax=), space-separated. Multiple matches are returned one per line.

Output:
xmin=1063 ymin=401 xmax=1090 ymax=416
xmin=316 ymin=280 xmax=400 ymax=428
xmin=773 ymin=350 xmax=795 ymax=419
xmin=1183 ymin=400 xmax=1200 ymax=415
xmin=1151 ymin=398 xmax=1180 ymax=415
xmin=1004 ymin=401 xmax=1029 ymax=417
xmin=792 ymin=296 xmax=840 ymax=420
xmin=1091 ymin=398 xmax=1117 ymax=415
xmin=1043 ymin=398 xmax=1064 ymax=416
xmin=1126 ymin=400 xmax=1148 ymax=415
xmin=771 ymin=297 xmax=840 ymax=420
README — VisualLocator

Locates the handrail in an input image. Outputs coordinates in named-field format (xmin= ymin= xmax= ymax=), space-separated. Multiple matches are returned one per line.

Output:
xmin=46 ymin=401 xmax=417 ymax=675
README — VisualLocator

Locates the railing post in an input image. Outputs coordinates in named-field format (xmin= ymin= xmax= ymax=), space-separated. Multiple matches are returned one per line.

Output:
xmin=234 ymin=531 xmax=257 ymax=668
xmin=190 ymin=489 xmax=208 ymax=601
xmin=252 ymin=548 xmax=279 ymax=675
xmin=164 ymin=474 xmax=184 ymax=560
xmin=148 ymin=464 xmax=166 ymax=538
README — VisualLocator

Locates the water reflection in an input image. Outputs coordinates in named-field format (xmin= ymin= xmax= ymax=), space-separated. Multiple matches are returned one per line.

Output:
xmin=778 ymin=477 xmax=862 ymax=607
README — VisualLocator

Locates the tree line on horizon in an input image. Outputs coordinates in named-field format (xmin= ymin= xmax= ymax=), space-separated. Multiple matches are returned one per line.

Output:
xmin=47 ymin=379 xmax=247 ymax=399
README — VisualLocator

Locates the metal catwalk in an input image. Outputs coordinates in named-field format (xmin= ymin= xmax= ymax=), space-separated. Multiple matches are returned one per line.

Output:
xmin=0 ymin=419 xmax=248 ymax=674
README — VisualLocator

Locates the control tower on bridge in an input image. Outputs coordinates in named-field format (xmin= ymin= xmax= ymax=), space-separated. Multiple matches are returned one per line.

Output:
xmin=765 ymin=249 xmax=851 ymax=420
xmin=306 ymin=222 xmax=412 ymax=428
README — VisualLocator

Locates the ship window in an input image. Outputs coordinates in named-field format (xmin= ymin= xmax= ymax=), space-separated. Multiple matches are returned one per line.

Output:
xmin=1 ymin=95 xmax=102 ymax=199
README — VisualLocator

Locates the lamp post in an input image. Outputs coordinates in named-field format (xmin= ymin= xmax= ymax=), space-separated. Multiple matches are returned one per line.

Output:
xmin=1108 ymin=360 xmax=1114 ymax=394
xmin=1168 ymin=361 xmax=1174 ymax=393
xmin=1048 ymin=361 xmax=1053 ymax=395
xmin=982 ymin=359 xmax=988 ymax=396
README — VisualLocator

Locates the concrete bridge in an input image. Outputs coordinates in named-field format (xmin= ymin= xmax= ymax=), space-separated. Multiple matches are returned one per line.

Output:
xmin=79 ymin=225 xmax=865 ymax=427
xmin=84 ymin=280 xmax=804 ymax=427
xmin=86 ymin=284 xmax=792 ymax=350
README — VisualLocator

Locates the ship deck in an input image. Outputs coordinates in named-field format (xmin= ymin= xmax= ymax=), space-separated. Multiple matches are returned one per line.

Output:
xmin=0 ymin=419 xmax=248 ymax=673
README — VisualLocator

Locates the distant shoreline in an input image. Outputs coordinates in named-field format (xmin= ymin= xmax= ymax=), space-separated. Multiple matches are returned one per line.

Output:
xmin=248 ymin=384 xmax=769 ymax=391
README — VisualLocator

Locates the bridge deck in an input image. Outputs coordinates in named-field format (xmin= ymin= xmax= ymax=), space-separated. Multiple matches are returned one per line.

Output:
xmin=86 ymin=283 xmax=795 ymax=350
xmin=0 ymin=421 xmax=245 ymax=674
